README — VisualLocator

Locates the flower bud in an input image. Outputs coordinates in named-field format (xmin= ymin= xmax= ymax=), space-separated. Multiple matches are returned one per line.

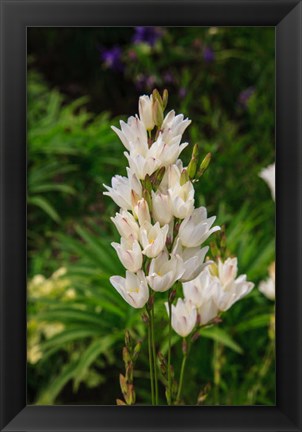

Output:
xmin=134 ymin=198 xmax=151 ymax=226
xmin=116 ymin=399 xmax=126 ymax=405
xmin=126 ymin=364 xmax=133 ymax=383
xmin=141 ymin=312 xmax=149 ymax=324
xmin=151 ymin=166 xmax=166 ymax=189
xmin=144 ymin=175 xmax=153 ymax=193
xmin=169 ymin=288 xmax=176 ymax=303
xmin=187 ymin=144 xmax=199 ymax=179
xmin=139 ymin=95 xmax=155 ymax=131
xmin=191 ymin=331 xmax=200 ymax=343
xmin=180 ymin=169 xmax=189 ymax=186
xmin=162 ymin=89 xmax=168 ymax=110
xmin=197 ymin=152 xmax=211 ymax=178
xmin=125 ymin=330 xmax=131 ymax=348
xmin=123 ymin=347 xmax=131 ymax=365
xmin=119 ymin=373 xmax=128 ymax=396
xmin=153 ymin=98 xmax=164 ymax=128
xmin=142 ymin=189 xmax=152 ymax=213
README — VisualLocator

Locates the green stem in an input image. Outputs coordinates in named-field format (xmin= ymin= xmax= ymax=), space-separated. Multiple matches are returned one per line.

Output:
xmin=167 ymin=298 xmax=172 ymax=405
xmin=150 ymin=306 xmax=159 ymax=405
xmin=176 ymin=339 xmax=188 ymax=404
xmin=146 ymin=308 xmax=155 ymax=405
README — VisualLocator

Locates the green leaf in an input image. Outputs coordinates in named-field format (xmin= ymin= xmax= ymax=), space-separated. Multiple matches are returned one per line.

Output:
xmin=235 ymin=314 xmax=271 ymax=333
xmin=200 ymin=326 xmax=243 ymax=354
xmin=37 ymin=360 xmax=79 ymax=404
xmin=28 ymin=195 xmax=60 ymax=222
xmin=73 ymin=333 xmax=122 ymax=391
xmin=30 ymin=183 xmax=75 ymax=195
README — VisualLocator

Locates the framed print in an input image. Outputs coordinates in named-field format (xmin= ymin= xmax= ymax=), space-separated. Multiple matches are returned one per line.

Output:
xmin=0 ymin=0 xmax=301 ymax=431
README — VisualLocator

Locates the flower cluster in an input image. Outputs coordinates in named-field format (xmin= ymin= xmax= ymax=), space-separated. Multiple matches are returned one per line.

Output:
xmin=104 ymin=91 xmax=257 ymax=405
xmin=104 ymin=92 xmax=219 ymax=306
xmin=171 ymin=257 xmax=254 ymax=337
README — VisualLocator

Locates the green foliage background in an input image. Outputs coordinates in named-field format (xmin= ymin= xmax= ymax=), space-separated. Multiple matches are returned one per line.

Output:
xmin=27 ymin=27 xmax=275 ymax=405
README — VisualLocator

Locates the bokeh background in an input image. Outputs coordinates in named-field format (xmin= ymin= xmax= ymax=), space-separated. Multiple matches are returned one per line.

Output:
xmin=27 ymin=27 xmax=275 ymax=405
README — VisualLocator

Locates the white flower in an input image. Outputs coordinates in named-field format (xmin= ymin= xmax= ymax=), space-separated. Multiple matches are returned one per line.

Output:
xmin=259 ymin=278 xmax=275 ymax=301
xmin=124 ymin=151 xmax=161 ymax=180
xmin=133 ymin=198 xmax=151 ymax=226
xmin=172 ymin=239 xmax=210 ymax=282
xmin=140 ymin=222 xmax=169 ymax=258
xmin=169 ymin=181 xmax=195 ymax=219
xmin=210 ymin=258 xmax=254 ymax=311
xmin=111 ymin=210 xmax=140 ymax=240
xmin=159 ymin=161 xmax=183 ymax=192
xmin=182 ymin=270 xmax=219 ymax=325
xmin=151 ymin=190 xmax=173 ymax=225
xmin=259 ymin=262 xmax=275 ymax=300
xmin=111 ymin=236 xmax=143 ymax=273
xmin=179 ymin=206 xmax=220 ymax=247
xmin=149 ymin=134 xmax=188 ymax=168
xmin=139 ymin=95 xmax=155 ymax=131
xmin=111 ymin=116 xmax=148 ymax=155
xmin=166 ymin=298 xmax=197 ymax=337
xmin=103 ymin=168 xmax=142 ymax=210
xmin=259 ymin=163 xmax=275 ymax=201
xmin=161 ymin=110 xmax=191 ymax=146
xmin=110 ymin=270 xmax=149 ymax=309
xmin=147 ymin=249 xmax=184 ymax=292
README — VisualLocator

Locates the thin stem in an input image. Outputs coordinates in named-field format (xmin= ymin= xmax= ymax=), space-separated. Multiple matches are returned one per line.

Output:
xmin=176 ymin=339 xmax=188 ymax=404
xmin=167 ymin=297 xmax=172 ymax=405
xmin=146 ymin=308 xmax=155 ymax=405
xmin=150 ymin=306 xmax=159 ymax=405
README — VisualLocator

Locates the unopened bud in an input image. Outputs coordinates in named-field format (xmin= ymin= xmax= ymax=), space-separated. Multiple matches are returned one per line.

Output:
xmin=211 ymin=316 xmax=222 ymax=325
xmin=141 ymin=312 xmax=149 ymax=324
xmin=169 ymin=288 xmax=176 ymax=303
xmin=142 ymin=188 xmax=152 ymax=212
xmin=119 ymin=373 xmax=128 ymax=396
xmin=152 ymin=166 xmax=165 ymax=188
xmin=152 ymin=89 xmax=163 ymax=106
xmin=162 ymin=89 xmax=168 ymax=110
xmin=180 ymin=169 xmax=189 ymax=186
xmin=125 ymin=330 xmax=131 ymax=348
xmin=153 ymin=99 xmax=164 ymax=128
xmin=126 ymin=364 xmax=133 ymax=383
xmin=125 ymin=383 xmax=135 ymax=405
xmin=133 ymin=341 xmax=142 ymax=361
xmin=191 ymin=331 xmax=200 ymax=343
xmin=144 ymin=175 xmax=153 ymax=193
xmin=131 ymin=189 xmax=140 ymax=213
xmin=187 ymin=144 xmax=199 ymax=179
xmin=122 ymin=347 xmax=131 ymax=365
xmin=210 ymin=241 xmax=219 ymax=258
xmin=197 ymin=153 xmax=211 ymax=178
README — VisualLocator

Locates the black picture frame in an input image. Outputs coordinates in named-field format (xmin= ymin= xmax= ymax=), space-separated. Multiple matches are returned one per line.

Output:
xmin=0 ymin=0 xmax=301 ymax=431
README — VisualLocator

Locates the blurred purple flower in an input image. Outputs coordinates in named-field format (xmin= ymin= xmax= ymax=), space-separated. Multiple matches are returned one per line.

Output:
xmin=238 ymin=87 xmax=255 ymax=108
xmin=100 ymin=46 xmax=123 ymax=72
xmin=179 ymin=87 xmax=187 ymax=99
xmin=133 ymin=27 xmax=162 ymax=47
xmin=203 ymin=46 xmax=215 ymax=63
xmin=135 ymin=74 xmax=157 ymax=91
xmin=163 ymin=71 xmax=175 ymax=84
